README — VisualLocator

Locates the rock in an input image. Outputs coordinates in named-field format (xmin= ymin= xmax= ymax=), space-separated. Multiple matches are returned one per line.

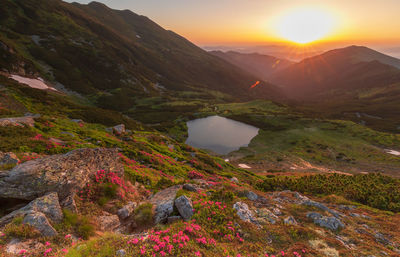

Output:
xmin=375 ymin=233 xmax=391 ymax=245
xmin=175 ymin=195 xmax=193 ymax=221
xmin=48 ymin=137 xmax=66 ymax=146
xmin=284 ymin=216 xmax=298 ymax=225
xmin=183 ymin=184 xmax=198 ymax=192
xmin=99 ymin=212 xmax=120 ymax=231
xmin=233 ymin=202 xmax=256 ymax=224
xmin=150 ymin=185 xmax=182 ymax=224
xmin=113 ymin=124 xmax=125 ymax=135
xmin=60 ymin=193 xmax=78 ymax=213
xmin=230 ymin=177 xmax=239 ymax=183
xmin=272 ymin=207 xmax=282 ymax=216
xmin=70 ymin=119 xmax=83 ymax=123
xmin=338 ymin=205 xmax=357 ymax=211
xmin=245 ymin=191 xmax=258 ymax=201
xmin=0 ymin=192 xmax=63 ymax=227
xmin=167 ymin=216 xmax=182 ymax=224
xmin=24 ymin=112 xmax=41 ymax=118
xmin=350 ymin=213 xmax=360 ymax=218
xmin=60 ymin=131 xmax=75 ymax=137
xmin=255 ymin=208 xmax=278 ymax=224
xmin=23 ymin=211 xmax=58 ymax=237
xmin=307 ymin=212 xmax=345 ymax=231
xmin=302 ymin=200 xmax=342 ymax=218
xmin=5 ymin=238 xmax=44 ymax=255
xmin=0 ymin=152 xmax=19 ymax=166
xmin=117 ymin=202 xmax=137 ymax=220
xmin=0 ymin=116 xmax=35 ymax=127
xmin=116 ymin=249 xmax=126 ymax=257
xmin=0 ymin=148 xmax=123 ymax=201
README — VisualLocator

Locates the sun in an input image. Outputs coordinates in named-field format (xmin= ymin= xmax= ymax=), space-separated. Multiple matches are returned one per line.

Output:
xmin=276 ymin=8 xmax=335 ymax=44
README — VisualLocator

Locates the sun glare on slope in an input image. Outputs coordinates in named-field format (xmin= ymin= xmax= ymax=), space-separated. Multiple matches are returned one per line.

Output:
xmin=276 ymin=8 xmax=335 ymax=44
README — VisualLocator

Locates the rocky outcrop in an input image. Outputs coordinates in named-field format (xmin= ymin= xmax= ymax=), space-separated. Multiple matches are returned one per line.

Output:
xmin=0 ymin=148 xmax=123 ymax=201
xmin=98 ymin=212 xmax=120 ymax=231
xmin=302 ymin=200 xmax=343 ymax=218
xmin=175 ymin=195 xmax=193 ymax=221
xmin=150 ymin=185 xmax=182 ymax=224
xmin=113 ymin=124 xmax=126 ymax=135
xmin=0 ymin=117 xmax=35 ymax=127
xmin=284 ymin=216 xmax=298 ymax=225
xmin=245 ymin=191 xmax=258 ymax=201
xmin=0 ymin=192 xmax=63 ymax=227
xmin=182 ymin=184 xmax=198 ymax=192
xmin=307 ymin=212 xmax=345 ymax=231
xmin=255 ymin=208 xmax=279 ymax=224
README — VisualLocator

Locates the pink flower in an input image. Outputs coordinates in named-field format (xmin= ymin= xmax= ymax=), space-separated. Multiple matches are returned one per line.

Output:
xmin=45 ymin=241 xmax=51 ymax=246
xmin=65 ymin=234 xmax=71 ymax=239
xmin=195 ymin=251 xmax=202 ymax=257
xmin=62 ymin=249 xmax=68 ymax=253
xmin=18 ymin=249 xmax=27 ymax=255
xmin=44 ymin=248 xmax=52 ymax=256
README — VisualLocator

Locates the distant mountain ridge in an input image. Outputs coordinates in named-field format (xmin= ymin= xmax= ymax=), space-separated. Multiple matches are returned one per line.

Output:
xmin=270 ymin=45 xmax=400 ymax=99
xmin=210 ymin=51 xmax=293 ymax=81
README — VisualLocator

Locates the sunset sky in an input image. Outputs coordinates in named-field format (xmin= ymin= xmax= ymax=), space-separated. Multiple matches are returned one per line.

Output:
xmin=65 ymin=0 xmax=400 ymax=49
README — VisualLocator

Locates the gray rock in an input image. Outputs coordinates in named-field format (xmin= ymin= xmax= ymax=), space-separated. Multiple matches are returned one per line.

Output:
xmin=272 ymin=207 xmax=282 ymax=216
xmin=302 ymin=200 xmax=343 ymax=218
xmin=150 ymin=185 xmax=182 ymax=224
xmin=233 ymin=202 xmax=256 ymax=224
xmin=183 ymin=184 xmax=198 ymax=192
xmin=113 ymin=124 xmax=125 ymax=135
xmin=99 ymin=212 xmax=120 ymax=231
xmin=307 ymin=212 xmax=345 ymax=231
xmin=0 ymin=148 xmax=123 ymax=201
xmin=60 ymin=193 xmax=78 ymax=213
xmin=245 ymin=191 xmax=258 ymax=201
xmin=350 ymin=213 xmax=360 ymax=218
xmin=116 ymin=249 xmax=126 ymax=257
xmin=0 ymin=152 xmax=19 ymax=167
xmin=117 ymin=202 xmax=137 ymax=220
xmin=0 ymin=117 xmax=35 ymax=127
xmin=60 ymin=132 xmax=75 ymax=137
xmin=70 ymin=119 xmax=83 ymax=123
xmin=284 ymin=216 xmax=298 ymax=225
xmin=338 ymin=205 xmax=357 ymax=211
xmin=230 ymin=177 xmax=239 ymax=183
xmin=255 ymin=208 xmax=278 ymax=224
xmin=175 ymin=195 xmax=193 ymax=221
xmin=0 ymin=192 xmax=63 ymax=227
xmin=375 ymin=233 xmax=391 ymax=245
xmin=23 ymin=211 xmax=58 ymax=237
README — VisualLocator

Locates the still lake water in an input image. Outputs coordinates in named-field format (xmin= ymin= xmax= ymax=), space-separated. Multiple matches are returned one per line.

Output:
xmin=185 ymin=115 xmax=259 ymax=155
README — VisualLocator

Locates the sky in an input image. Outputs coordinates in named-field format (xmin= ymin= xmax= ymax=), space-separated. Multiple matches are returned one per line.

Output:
xmin=64 ymin=0 xmax=400 ymax=53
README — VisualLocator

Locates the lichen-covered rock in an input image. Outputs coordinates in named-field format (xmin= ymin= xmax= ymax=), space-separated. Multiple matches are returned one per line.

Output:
xmin=233 ymin=202 xmax=256 ymax=224
xmin=230 ymin=177 xmax=239 ymax=183
xmin=167 ymin=216 xmax=182 ymax=224
xmin=113 ymin=124 xmax=126 ymax=135
xmin=183 ymin=184 xmax=198 ymax=192
xmin=0 ymin=148 xmax=123 ymax=201
xmin=0 ymin=152 xmax=19 ymax=166
xmin=150 ymin=185 xmax=182 ymax=224
xmin=245 ymin=191 xmax=258 ymax=201
xmin=60 ymin=193 xmax=78 ymax=213
xmin=255 ymin=208 xmax=279 ymax=224
xmin=175 ymin=195 xmax=193 ymax=221
xmin=117 ymin=202 xmax=137 ymax=220
xmin=99 ymin=212 xmax=120 ymax=231
xmin=302 ymin=200 xmax=342 ymax=218
xmin=23 ymin=211 xmax=58 ymax=237
xmin=0 ymin=192 xmax=63 ymax=227
xmin=307 ymin=212 xmax=345 ymax=231
xmin=116 ymin=249 xmax=126 ymax=257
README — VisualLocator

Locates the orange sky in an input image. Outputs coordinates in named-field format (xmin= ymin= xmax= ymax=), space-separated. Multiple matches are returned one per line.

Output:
xmin=67 ymin=0 xmax=400 ymax=46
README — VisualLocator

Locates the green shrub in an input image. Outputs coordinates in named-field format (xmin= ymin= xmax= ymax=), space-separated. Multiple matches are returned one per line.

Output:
xmin=134 ymin=203 xmax=154 ymax=226
xmin=62 ymin=209 xmax=95 ymax=239
xmin=4 ymin=217 xmax=40 ymax=239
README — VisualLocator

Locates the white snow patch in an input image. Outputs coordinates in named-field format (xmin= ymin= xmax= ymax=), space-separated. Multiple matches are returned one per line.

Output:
xmin=238 ymin=164 xmax=251 ymax=169
xmin=386 ymin=149 xmax=400 ymax=156
xmin=9 ymin=75 xmax=57 ymax=91
xmin=136 ymin=35 xmax=141 ymax=38
xmin=224 ymin=159 xmax=229 ymax=162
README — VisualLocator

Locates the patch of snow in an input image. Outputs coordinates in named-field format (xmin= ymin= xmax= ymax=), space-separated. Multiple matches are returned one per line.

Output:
xmin=136 ymin=35 xmax=141 ymax=39
xmin=386 ymin=149 xmax=400 ymax=156
xmin=9 ymin=75 xmax=57 ymax=91
xmin=224 ymin=159 xmax=229 ymax=162
xmin=238 ymin=164 xmax=251 ymax=169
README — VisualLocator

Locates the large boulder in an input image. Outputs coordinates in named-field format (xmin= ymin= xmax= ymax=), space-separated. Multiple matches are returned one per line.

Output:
xmin=150 ymin=185 xmax=182 ymax=224
xmin=302 ymin=200 xmax=342 ymax=218
xmin=174 ymin=195 xmax=193 ymax=221
xmin=0 ymin=148 xmax=123 ymax=201
xmin=98 ymin=212 xmax=120 ymax=231
xmin=117 ymin=202 xmax=137 ymax=220
xmin=113 ymin=124 xmax=126 ymax=135
xmin=0 ymin=192 xmax=63 ymax=227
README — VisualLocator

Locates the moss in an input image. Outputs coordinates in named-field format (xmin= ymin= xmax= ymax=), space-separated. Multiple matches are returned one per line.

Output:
xmin=134 ymin=203 xmax=154 ymax=226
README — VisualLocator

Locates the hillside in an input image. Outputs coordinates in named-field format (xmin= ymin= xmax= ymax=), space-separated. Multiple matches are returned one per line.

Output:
xmin=0 ymin=74 xmax=400 ymax=257
xmin=270 ymin=46 xmax=400 ymax=99
xmin=210 ymin=51 xmax=293 ymax=81
xmin=0 ymin=0 xmax=282 ymax=111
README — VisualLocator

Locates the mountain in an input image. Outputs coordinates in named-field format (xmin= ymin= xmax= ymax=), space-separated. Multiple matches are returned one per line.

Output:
xmin=270 ymin=45 xmax=400 ymax=99
xmin=0 ymin=0 xmax=282 ymax=112
xmin=210 ymin=51 xmax=293 ymax=81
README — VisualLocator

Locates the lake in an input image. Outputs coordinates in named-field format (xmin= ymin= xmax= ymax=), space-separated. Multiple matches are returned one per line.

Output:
xmin=185 ymin=115 xmax=259 ymax=155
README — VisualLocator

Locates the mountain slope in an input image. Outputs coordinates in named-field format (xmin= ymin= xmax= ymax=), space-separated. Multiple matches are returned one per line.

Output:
xmin=210 ymin=51 xmax=293 ymax=81
xmin=0 ymin=0 xmax=282 ymax=111
xmin=271 ymin=45 xmax=400 ymax=99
